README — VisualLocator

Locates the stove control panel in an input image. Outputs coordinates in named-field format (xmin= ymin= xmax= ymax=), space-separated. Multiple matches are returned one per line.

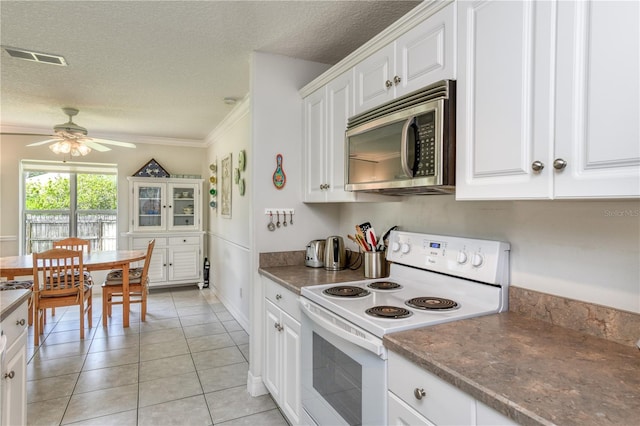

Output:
xmin=387 ymin=231 xmax=510 ymax=285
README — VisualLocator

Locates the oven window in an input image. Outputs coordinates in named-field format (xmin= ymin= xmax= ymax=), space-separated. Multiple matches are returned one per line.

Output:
xmin=312 ymin=332 xmax=362 ymax=425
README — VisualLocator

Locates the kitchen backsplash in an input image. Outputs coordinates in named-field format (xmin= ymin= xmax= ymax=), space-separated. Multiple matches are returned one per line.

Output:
xmin=259 ymin=250 xmax=305 ymax=268
xmin=509 ymin=286 xmax=640 ymax=348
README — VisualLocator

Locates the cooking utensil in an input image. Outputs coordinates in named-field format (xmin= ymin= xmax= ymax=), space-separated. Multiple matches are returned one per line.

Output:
xmin=276 ymin=211 xmax=281 ymax=228
xmin=289 ymin=212 xmax=293 ymax=225
xmin=268 ymin=212 xmax=276 ymax=231
xmin=283 ymin=212 xmax=288 ymax=227
xmin=379 ymin=225 xmax=398 ymax=250
xmin=366 ymin=228 xmax=377 ymax=249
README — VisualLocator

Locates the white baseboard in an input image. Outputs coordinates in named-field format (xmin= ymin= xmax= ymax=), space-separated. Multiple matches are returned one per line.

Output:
xmin=246 ymin=371 xmax=268 ymax=397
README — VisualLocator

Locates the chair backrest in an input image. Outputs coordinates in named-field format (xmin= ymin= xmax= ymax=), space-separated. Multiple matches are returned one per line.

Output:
xmin=53 ymin=237 xmax=91 ymax=254
xmin=32 ymin=248 xmax=85 ymax=296
xmin=140 ymin=239 xmax=155 ymax=282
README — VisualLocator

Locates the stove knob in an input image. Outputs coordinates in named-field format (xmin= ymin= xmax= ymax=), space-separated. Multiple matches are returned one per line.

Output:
xmin=391 ymin=242 xmax=401 ymax=252
xmin=400 ymin=243 xmax=411 ymax=254
xmin=471 ymin=253 xmax=484 ymax=267
xmin=457 ymin=251 xmax=468 ymax=264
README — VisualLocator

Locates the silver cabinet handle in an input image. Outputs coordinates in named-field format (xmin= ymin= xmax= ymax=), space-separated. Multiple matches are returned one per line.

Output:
xmin=4 ymin=371 xmax=15 ymax=379
xmin=275 ymin=294 xmax=282 ymax=300
xmin=414 ymin=387 xmax=426 ymax=400
xmin=553 ymin=158 xmax=567 ymax=170
xmin=274 ymin=322 xmax=283 ymax=332
xmin=531 ymin=160 xmax=544 ymax=172
xmin=385 ymin=80 xmax=393 ymax=88
xmin=16 ymin=319 xmax=26 ymax=326
xmin=394 ymin=75 xmax=402 ymax=85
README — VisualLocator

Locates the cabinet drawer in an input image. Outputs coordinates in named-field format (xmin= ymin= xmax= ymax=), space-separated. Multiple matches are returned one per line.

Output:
xmin=132 ymin=237 xmax=167 ymax=249
xmin=264 ymin=278 xmax=300 ymax=322
xmin=168 ymin=236 xmax=200 ymax=245
xmin=388 ymin=352 xmax=474 ymax=425
xmin=1 ymin=299 xmax=28 ymax=346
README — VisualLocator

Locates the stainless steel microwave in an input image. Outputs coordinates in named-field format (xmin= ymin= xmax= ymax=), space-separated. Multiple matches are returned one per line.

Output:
xmin=345 ymin=80 xmax=455 ymax=194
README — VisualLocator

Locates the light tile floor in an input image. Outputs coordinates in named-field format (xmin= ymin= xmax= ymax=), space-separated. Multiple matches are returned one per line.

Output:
xmin=26 ymin=287 xmax=288 ymax=426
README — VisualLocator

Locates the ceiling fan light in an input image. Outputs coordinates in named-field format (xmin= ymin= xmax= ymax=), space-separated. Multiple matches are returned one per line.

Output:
xmin=50 ymin=141 xmax=70 ymax=154
xmin=74 ymin=143 xmax=92 ymax=156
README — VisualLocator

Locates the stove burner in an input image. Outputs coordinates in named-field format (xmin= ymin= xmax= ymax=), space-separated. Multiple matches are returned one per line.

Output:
xmin=365 ymin=305 xmax=413 ymax=319
xmin=367 ymin=281 xmax=402 ymax=290
xmin=406 ymin=297 xmax=459 ymax=311
xmin=323 ymin=286 xmax=370 ymax=298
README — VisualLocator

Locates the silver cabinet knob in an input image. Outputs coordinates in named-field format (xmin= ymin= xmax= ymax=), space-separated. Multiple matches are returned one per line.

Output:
xmin=275 ymin=294 xmax=282 ymax=300
xmin=553 ymin=158 xmax=567 ymax=170
xmin=16 ymin=319 xmax=26 ymax=326
xmin=414 ymin=387 xmax=426 ymax=400
xmin=274 ymin=322 xmax=283 ymax=332
xmin=394 ymin=75 xmax=402 ymax=85
xmin=531 ymin=160 xmax=544 ymax=172
xmin=4 ymin=371 xmax=15 ymax=379
xmin=385 ymin=80 xmax=393 ymax=88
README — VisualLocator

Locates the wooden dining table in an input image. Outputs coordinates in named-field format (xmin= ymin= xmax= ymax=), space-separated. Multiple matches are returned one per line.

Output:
xmin=0 ymin=250 xmax=147 ymax=328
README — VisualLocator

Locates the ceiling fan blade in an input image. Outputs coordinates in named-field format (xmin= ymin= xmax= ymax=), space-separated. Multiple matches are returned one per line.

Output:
xmin=83 ymin=140 xmax=111 ymax=152
xmin=26 ymin=139 xmax=59 ymax=147
xmin=1 ymin=132 xmax=54 ymax=137
xmin=90 ymin=138 xmax=136 ymax=148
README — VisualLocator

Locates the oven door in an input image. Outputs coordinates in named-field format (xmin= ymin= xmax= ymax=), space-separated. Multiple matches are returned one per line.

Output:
xmin=300 ymin=298 xmax=387 ymax=426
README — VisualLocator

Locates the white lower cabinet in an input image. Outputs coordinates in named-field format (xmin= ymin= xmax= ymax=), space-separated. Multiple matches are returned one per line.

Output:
xmin=130 ymin=235 xmax=203 ymax=287
xmin=1 ymin=299 xmax=28 ymax=426
xmin=263 ymin=278 xmax=301 ymax=425
xmin=388 ymin=351 xmax=517 ymax=426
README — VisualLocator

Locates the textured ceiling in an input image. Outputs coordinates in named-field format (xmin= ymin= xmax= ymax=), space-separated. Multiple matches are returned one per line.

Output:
xmin=0 ymin=0 xmax=421 ymax=145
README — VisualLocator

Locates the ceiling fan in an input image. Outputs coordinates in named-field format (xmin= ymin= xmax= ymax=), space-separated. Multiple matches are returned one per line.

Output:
xmin=4 ymin=107 xmax=136 ymax=156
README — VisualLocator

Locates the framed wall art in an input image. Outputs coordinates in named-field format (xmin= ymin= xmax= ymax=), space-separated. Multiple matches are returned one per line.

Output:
xmin=220 ymin=153 xmax=232 ymax=218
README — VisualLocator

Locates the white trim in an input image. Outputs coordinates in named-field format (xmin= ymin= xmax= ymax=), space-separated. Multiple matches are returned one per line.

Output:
xmin=205 ymin=95 xmax=251 ymax=146
xmin=207 ymin=231 xmax=250 ymax=252
xmin=0 ymin=235 xmax=18 ymax=242
xmin=299 ymin=0 xmax=454 ymax=97
xmin=246 ymin=370 xmax=269 ymax=397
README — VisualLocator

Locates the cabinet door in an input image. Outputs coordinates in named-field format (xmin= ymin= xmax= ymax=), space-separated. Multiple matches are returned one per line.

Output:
xmin=388 ymin=392 xmax=433 ymax=426
xmin=394 ymin=3 xmax=456 ymax=98
xmin=148 ymin=247 xmax=167 ymax=286
xmin=1 ymin=330 xmax=27 ymax=426
xmin=263 ymin=300 xmax=282 ymax=401
xmin=354 ymin=44 xmax=395 ymax=115
xmin=167 ymin=183 xmax=200 ymax=231
xmin=303 ymin=88 xmax=328 ymax=202
xmin=554 ymin=0 xmax=640 ymax=198
xmin=456 ymin=0 xmax=554 ymax=199
xmin=325 ymin=71 xmax=357 ymax=202
xmin=168 ymin=245 xmax=200 ymax=282
xmin=280 ymin=311 xmax=301 ymax=425
xmin=132 ymin=181 xmax=166 ymax=231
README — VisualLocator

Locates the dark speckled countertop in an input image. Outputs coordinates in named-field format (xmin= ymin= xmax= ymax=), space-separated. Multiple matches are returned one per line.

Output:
xmin=259 ymin=265 xmax=367 ymax=295
xmin=384 ymin=312 xmax=640 ymax=426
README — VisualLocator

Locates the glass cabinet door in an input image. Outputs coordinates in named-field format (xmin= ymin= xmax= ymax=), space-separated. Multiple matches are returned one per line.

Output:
xmin=133 ymin=182 xmax=165 ymax=231
xmin=168 ymin=183 xmax=199 ymax=231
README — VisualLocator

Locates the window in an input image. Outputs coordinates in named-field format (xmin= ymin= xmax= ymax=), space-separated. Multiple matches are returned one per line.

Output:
xmin=21 ymin=160 xmax=118 ymax=254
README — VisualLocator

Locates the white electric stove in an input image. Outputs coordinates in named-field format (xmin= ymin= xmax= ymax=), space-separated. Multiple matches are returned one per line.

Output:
xmin=299 ymin=230 xmax=510 ymax=426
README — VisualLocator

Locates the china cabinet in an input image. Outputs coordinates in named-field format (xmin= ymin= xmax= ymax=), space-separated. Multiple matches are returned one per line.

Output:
xmin=127 ymin=177 xmax=204 ymax=288
xmin=456 ymin=0 xmax=639 ymax=199
xmin=263 ymin=277 xmax=301 ymax=425
xmin=353 ymin=2 xmax=455 ymax=115
xmin=1 ymin=298 xmax=28 ymax=426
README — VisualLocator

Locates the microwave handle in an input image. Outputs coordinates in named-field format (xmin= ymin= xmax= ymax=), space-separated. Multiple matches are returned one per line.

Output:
xmin=400 ymin=117 xmax=415 ymax=178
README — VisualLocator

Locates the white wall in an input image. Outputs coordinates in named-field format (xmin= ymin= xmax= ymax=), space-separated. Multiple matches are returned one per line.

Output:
xmin=205 ymin=99 xmax=252 ymax=330
xmin=248 ymin=52 xmax=336 ymax=395
xmin=338 ymin=196 xmax=640 ymax=313
xmin=0 ymin=136 xmax=205 ymax=256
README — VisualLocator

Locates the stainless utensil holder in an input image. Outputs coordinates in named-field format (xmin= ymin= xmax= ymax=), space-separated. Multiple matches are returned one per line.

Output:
xmin=363 ymin=251 xmax=389 ymax=279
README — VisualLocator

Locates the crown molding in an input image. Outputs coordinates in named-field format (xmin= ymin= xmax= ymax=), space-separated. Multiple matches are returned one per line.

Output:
xmin=299 ymin=0 xmax=453 ymax=97
xmin=205 ymin=94 xmax=251 ymax=146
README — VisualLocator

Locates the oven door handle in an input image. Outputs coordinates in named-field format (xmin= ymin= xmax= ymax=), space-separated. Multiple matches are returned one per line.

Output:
xmin=300 ymin=299 xmax=386 ymax=359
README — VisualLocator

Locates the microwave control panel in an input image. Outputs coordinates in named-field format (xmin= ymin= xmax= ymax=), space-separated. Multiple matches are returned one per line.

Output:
xmin=413 ymin=112 xmax=436 ymax=176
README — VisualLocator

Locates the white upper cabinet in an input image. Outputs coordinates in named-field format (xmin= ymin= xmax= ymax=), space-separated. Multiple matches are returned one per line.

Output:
xmin=553 ymin=0 xmax=640 ymax=198
xmin=354 ymin=3 xmax=456 ymax=115
xmin=456 ymin=0 xmax=639 ymax=200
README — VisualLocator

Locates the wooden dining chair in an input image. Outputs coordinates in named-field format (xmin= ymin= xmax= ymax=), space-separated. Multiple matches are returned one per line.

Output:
xmin=32 ymin=248 xmax=93 ymax=346
xmin=52 ymin=238 xmax=93 ymax=318
xmin=102 ymin=239 xmax=155 ymax=325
